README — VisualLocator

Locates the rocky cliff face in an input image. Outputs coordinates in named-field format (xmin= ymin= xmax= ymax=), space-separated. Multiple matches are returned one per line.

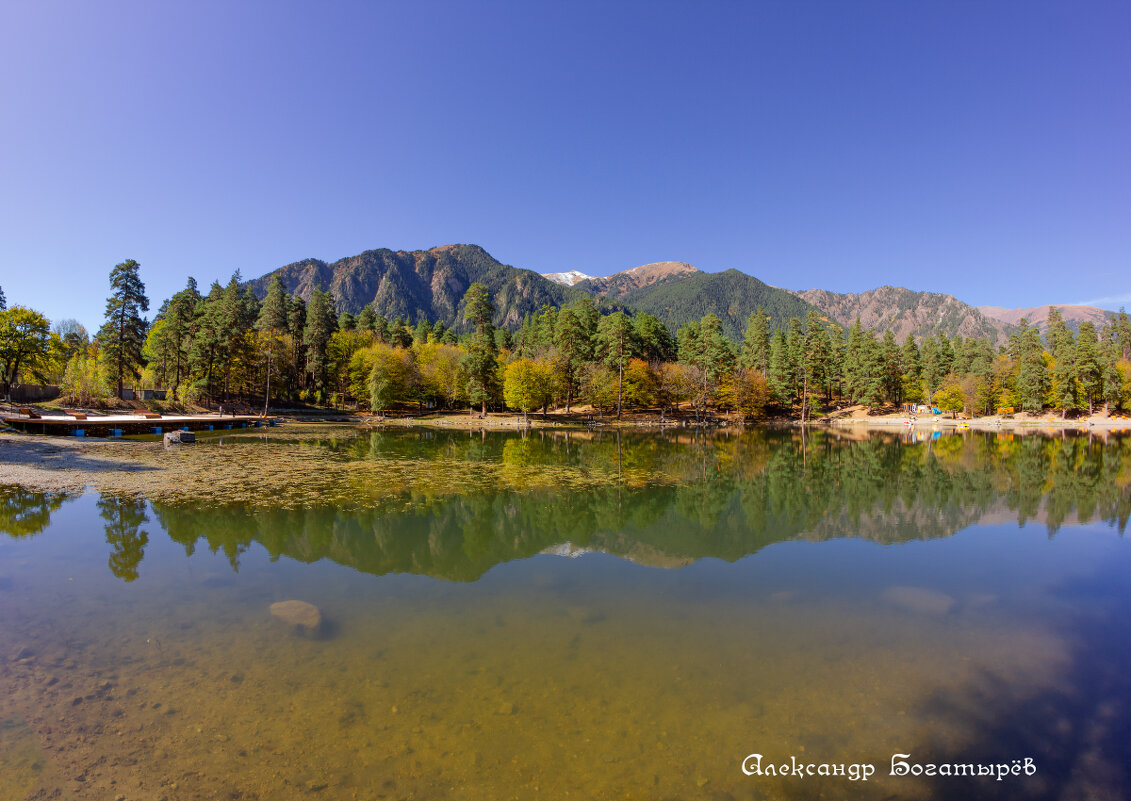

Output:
xmin=246 ymin=244 xmax=582 ymax=330
xmin=793 ymin=285 xmax=1012 ymax=344
xmin=977 ymin=304 xmax=1113 ymax=335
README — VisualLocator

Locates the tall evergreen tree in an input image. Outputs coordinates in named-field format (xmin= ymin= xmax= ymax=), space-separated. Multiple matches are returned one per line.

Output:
xmin=1114 ymin=308 xmax=1131 ymax=361
xmin=800 ymin=310 xmax=833 ymax=420
xmin=900 ymin=334 xmax=923 ymax=403
xmin=1013 ymin=320 xmax=1049 ymax=413
xmin=1047 ymin=307 xmax=1076 ymax=417
xmin=413 ymin=318 xmax=432 ymax=345
xmin=304 ymin=288 xmax=337 ymax=394
xmin=1074 ymin=321 xmax=1101 ymax=415
xmin=841 ymin=318 xmax=867 ymax=402
xmin=740 ymin=307 xmax=771 ymax=375
xmin=257 ymin=275 xmax=289 ymax=333
xmin=356 ymin=304 xmax=377 ymax=332
xmin=767 ymin=329 xmax=791 ymax=405
xmin=0 ymin=284 xmax=6 ymax=311
xmin=1100 ymin=335 xmax=1123 ymax=414
xmin=634 ymin=313 xmax=676 ymax=363
xmin=571 ymin=298 xmax=599 ymax=362
xmin=555 ymin=307 xmax=588 ymax=412
xmin=460 ymin=283 xmax=498 ymax=415
xmin=784 ymin=318 xmax=805 ymax=403
xmin=96 ymin=259 xmax=150 ymax=398
xmin=595 ymin=311 xmax=637 ymax=419
xmin=879 ymin=330 xmax=902 ymax=404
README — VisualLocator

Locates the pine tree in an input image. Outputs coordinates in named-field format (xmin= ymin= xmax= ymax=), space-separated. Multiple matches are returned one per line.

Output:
xmin=856 ymin=331 xmax=884 ymax=410
xmin=155 ymin=277 xmax=201 ymax=391
xmin=215 ymin=273 xmax=256 ymax=400
xmin=1014 ymin=320 xmax=1049 ymax=413
xmin=842 ymin=318 xmax=866 ymax=402
xmin=879 ymin=330 xmax=902 ymax=404
xmin=1047 ymin=307 xmax=1076 ymax=417
xmin=0 ymin=284 xmax=6 ymax=312
xmin=740 ymin=307 xmax=771 ymax=375
xmin=1074 ymin=322 xmax=1101 ymax=415
xmin=900 ymin=334 xmax=923 ymax=403
xmin=1114 ymin=308 xmax=1131 ymax=361
xmin=785 ymin=318 xmax=805 ymax=404
xmin=353 ymin=304 xmax=373 ymax=332
xmin=460 ymin=283 xmax=497 ymax=415
xmin=257 ymin=275 xmax=289 ymax=333
xmin=767 ymin=329 xmax=791 ymax=405
xmin=190 ymin=282 xmax=225 ymax=399
xmin=554 ymin=307 xmax=588 ymax=412
xmin=96 ymin=259 xmax=150 ymax=398
xmin=571 ymin=298 xmax=599 ymax=362
xmin=634 ymin=313 xmax=676 ymax=363
xmin=967 ymin=337 xmax=996 ymax=415
xmin=595 ymin=311 xmax=637 ymax=419
xmin=1100 ymin=335 xmax=1123 ymax=414
xmin=801 ymin=310 xmax=832 ymax=420
xmin=304 ymin=288 xmax=337 ymax=394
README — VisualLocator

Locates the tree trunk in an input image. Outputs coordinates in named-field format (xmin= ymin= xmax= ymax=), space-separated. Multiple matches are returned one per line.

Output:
xmin=616 ymin=362 xmax=623 ymax=420
xmin=263 ymin=354 xmax=271 ymax=416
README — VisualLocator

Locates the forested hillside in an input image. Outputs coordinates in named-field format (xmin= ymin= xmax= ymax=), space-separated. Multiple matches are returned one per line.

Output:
xmin=245 ymin=244 xmax=586 ymax=331
xmin=579 ymin=268 xmax=819 ymax=341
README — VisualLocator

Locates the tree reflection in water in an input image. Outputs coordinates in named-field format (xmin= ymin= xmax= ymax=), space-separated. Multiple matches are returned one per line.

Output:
xmin=3 ymin=430 xmax=1128 ymax=582
xmin=97 ymin=496 xmax=149 ymax=582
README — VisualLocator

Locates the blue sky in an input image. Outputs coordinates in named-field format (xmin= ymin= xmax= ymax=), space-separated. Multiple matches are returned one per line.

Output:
xmin=1 ymin=1 xmax=1128 ymax=330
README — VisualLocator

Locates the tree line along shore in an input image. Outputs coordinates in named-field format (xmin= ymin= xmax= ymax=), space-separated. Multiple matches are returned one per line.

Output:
xmin=2 ymin=262 xmax=1131 ymax=425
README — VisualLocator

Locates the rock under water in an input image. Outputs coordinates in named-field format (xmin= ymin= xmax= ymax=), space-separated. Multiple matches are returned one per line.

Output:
xmin=270 ymin=600 xmax=322 ymax=633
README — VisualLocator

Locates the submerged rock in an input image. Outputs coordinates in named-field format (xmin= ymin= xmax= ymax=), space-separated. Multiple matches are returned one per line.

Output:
xmin=882 ymin=586 xmax=955 ymax=616
xmin=270 ymin=600 xmax=322 ymax=633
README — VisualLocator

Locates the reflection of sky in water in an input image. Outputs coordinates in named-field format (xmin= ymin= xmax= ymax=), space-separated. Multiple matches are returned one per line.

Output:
xmin=1 ymin=431 xmax=1130 ymax=800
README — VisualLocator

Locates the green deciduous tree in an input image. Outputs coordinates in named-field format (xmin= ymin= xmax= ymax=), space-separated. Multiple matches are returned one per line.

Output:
xmin=503 ymin=358 xmax=554 ymax=423
xmin=367 ymin=343 xmax=418 ymax=415
xmin=0 ymin=306 xmax=54 ymax=398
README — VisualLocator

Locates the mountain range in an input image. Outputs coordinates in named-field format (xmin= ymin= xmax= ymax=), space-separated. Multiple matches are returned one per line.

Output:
xmin=247 ymin=243 xmax=1113 ymax=343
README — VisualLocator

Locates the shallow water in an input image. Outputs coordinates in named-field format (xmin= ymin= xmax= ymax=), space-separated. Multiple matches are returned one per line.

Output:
xmin=2 ymin=428 xmax=1130 ymax=800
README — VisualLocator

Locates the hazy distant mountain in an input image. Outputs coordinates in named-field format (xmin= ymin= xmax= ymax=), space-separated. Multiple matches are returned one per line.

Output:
xmin=247 ymin=244 xmax=584 ymax=330
xmin=792 ymin=286 xmax=1012 ymax=344
xmin=977 ymin=304 xmax=1112 ymax=335
xmin=571 ymin=262 xmax=818 ymax=340
xmin=541 ymin=270 xmax=592 ymax=287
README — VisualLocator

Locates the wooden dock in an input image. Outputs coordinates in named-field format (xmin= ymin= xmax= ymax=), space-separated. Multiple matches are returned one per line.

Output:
xmin=1 ymin=412 xmax=278 ymax=437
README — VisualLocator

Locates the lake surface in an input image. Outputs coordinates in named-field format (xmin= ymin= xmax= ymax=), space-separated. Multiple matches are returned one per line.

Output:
xmin=2 ymin=427 xmax=1130 ymax=800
